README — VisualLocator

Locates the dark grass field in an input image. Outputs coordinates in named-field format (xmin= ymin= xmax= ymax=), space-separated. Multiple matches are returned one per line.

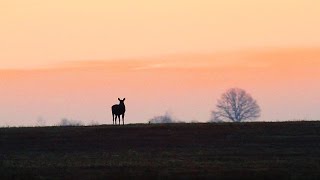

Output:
xmin=1 ymin=122 xmax=320 ymax=179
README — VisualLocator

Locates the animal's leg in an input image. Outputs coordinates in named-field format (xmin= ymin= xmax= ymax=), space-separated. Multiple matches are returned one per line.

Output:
xmin=112 ymin=114 xmax=115 ymax=125
xmin=118 ymin=115 xmax=121 ymax=125
xmin=122 ymin=114 xmax=125 ymax=125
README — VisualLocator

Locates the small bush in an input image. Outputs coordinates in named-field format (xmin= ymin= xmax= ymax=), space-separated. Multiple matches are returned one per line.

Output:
xmin=58 ymin=118 xmax=83 ymax=126
xmin=149 ymin=112 xmax=175 ymax=124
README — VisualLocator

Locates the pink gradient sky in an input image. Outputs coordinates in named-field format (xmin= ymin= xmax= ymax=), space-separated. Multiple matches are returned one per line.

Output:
xmin=1 ymin=48 xmax=320 ymax=126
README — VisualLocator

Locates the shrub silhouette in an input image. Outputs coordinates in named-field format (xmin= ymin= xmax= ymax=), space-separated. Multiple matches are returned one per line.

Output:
xmin=58 ymin=118 xmax=83 ymax=126
xmin=149 ymin=112 xmax=175 ymax=124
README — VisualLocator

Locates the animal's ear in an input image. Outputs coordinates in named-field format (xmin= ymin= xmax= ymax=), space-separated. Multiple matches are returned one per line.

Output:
xmin=118 ymin=98 xmax=121 ymax=101
xmin=123 ymin=98 xmax=126 ymax=101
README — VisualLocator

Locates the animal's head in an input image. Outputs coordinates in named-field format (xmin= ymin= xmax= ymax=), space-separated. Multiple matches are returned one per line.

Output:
xmin=118 ymin=98 xmax=126 ymax=105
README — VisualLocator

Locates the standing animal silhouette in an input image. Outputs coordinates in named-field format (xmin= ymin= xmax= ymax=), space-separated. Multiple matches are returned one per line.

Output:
xmin=112 ymin=98 xmax=126 ymax=125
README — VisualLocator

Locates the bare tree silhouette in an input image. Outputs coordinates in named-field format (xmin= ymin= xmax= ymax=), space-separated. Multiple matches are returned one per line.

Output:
xmin=212 ymin=88 xmax=261 ymax=122
xmin=112 ymin=98 xmax=126 ymax=125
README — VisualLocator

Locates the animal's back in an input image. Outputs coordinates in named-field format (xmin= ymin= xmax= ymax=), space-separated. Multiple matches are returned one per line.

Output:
xmin=112 ymin=105 xmax=125 ymax=115
xmin=112 ymin=105 xmax=118 ymax=114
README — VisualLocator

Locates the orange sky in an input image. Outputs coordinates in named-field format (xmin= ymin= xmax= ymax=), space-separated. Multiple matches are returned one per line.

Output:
xmin=1 ymin=1 xmax=320 ymax=125
xmin=1 ymin=0 xmax=320 ymax=68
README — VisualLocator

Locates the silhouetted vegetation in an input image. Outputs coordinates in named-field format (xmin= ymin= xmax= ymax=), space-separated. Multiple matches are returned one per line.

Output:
xmin=149 ymin=112 xmax=175 ymax=124
xmin=58 ymin=118 xmax=83 ymax=126
xmin=36 ymin=117 xmax=46 ymax=127
xmin=212 ymin=88 xmax=261 ymax=122
xmin=1 ymin=122 xmax=320 ymax=179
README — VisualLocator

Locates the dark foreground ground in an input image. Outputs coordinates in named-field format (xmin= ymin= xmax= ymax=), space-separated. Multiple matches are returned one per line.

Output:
xmin=1 ymin=122 xmax=320 ymax=179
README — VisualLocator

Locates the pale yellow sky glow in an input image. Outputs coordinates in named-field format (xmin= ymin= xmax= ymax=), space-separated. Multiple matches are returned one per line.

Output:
xmin=1 ymin=0 xmax=320 ymax=68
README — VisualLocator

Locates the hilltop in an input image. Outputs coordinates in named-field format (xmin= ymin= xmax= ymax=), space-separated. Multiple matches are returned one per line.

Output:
xmin=1 ymin=122 xmax=320 ymax=179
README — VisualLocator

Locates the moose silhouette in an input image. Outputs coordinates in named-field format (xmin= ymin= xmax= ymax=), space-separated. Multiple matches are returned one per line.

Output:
xmin=112 ymin=98 xmax=126 ymax=125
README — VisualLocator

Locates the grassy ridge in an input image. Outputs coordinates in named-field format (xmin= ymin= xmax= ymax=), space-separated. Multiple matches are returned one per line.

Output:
xmin=1 ymin=122 xmax=320 ymax=179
